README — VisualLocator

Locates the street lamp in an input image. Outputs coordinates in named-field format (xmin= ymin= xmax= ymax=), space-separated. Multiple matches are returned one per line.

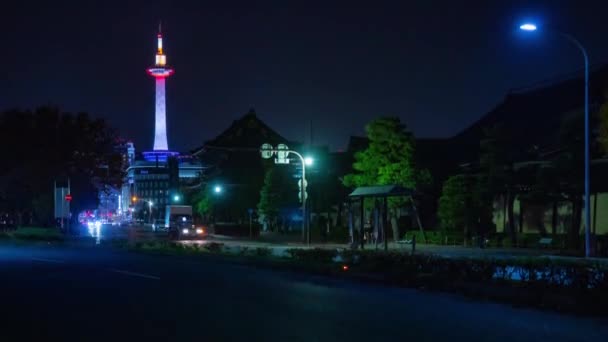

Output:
xmin=260 ymin=144 xmax=312 ymax=245
xmin=148 ymin=201 xmax=154 ymax=224
xmin=519 ymin=22 xmax=591 ymax=257
xmin=519 ymin=23 xmax=537 ymax=31
xmin=214 ymin=185 xmax=223 ymax=194
xmin=173 ymin=194 xmax=181 ymax=202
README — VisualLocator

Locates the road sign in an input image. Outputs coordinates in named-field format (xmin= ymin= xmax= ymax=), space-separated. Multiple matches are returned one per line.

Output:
xmin=275 ymin=144 xmax=290 ymax=164
xmin=260 ymin=143 xmax=274 ymax=159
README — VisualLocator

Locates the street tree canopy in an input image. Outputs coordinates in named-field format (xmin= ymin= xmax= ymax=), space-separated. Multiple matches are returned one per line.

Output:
xmin=343 ymin=117 xmax=430 ymax=189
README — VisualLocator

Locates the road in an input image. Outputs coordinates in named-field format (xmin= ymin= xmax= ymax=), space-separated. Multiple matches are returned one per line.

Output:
xmin=0 ymin=244 xmax=606 ymax=341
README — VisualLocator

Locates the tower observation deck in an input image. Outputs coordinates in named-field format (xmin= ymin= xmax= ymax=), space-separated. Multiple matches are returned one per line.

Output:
xmin=143 ymin=24 xmax=178 ymax=162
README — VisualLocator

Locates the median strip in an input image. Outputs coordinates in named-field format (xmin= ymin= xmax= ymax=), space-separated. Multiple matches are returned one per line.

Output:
xmin=31 ymin=258 xmax=66 ymax=264
xmin=108 ymin=268 xmax=161 ymax=280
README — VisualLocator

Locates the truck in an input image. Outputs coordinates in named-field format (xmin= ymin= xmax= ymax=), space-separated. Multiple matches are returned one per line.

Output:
xmin=165 ymin=205 xmax=205 ymax=240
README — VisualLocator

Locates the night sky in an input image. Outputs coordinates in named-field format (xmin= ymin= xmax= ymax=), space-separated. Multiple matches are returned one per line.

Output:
xmin=3 ymin=0 xmax=608 ymax=152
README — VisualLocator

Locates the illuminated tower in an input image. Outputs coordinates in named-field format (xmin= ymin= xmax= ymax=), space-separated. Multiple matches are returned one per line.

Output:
xmin=144 ymin=25 xmax=177 ymax=161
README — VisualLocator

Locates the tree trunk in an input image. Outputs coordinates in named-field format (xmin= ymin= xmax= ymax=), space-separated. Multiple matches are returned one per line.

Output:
xmin=551 ymin=201 xmax=558 ymax=236
xmin=518 ymin=200 xmax=525 ymax=234
xmin=569 ymin=197 xmax=583 ymax=250
xmin=390 ymin=215 xmax=399 ymax=243
xmin=336 ymin=202 xmax=343 ymax=227
xmin=506 ymin=191 xmax=516 ymax=244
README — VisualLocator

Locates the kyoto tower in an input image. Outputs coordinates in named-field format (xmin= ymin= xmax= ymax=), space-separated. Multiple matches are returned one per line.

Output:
xmin=144 ymin=24 xmax=177 ymax=161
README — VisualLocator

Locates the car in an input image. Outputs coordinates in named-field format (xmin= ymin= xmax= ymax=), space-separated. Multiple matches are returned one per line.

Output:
xmin=169 ymin=224 xmax=207 ymax=240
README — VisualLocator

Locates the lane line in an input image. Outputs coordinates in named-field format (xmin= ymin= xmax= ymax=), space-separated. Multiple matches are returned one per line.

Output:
xmin=31 ymin=258 xmax=66 ymax=264
xmin=107 ymin=268 xmax=160 ymax=281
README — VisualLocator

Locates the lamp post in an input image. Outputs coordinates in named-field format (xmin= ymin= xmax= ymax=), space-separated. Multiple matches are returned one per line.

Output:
xmin=260 ymin=144 xmax=313 ymax=245
xmin=212 ymin=185 xmax=223 ymax=225
xmin=520 ymin=23 xmax=591 ymax=257
xmin=148 ymin=201 xmax=153 ymax=224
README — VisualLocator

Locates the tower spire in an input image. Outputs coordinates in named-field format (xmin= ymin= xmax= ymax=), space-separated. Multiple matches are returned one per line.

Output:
xmin=146 ymin=26 xmax=174 ymax=155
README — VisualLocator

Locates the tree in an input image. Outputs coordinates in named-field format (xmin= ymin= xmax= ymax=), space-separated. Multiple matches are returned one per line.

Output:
xmin=438 ymin=174 xmax=478 ymax=238
xmin=0 ymin=107 xmax=121 ymax=226
xmin=343 ymin=117 xmax=430 ymax=240
xmin=344 ymin=117 xmax=429 ymax=188
xmin=193 ymin=186 xmax=215 ymax=222
xmin=257 ymin=167 xmax=297 ymax=232
xmin=478 ymin=124 xmax=514 ymax=241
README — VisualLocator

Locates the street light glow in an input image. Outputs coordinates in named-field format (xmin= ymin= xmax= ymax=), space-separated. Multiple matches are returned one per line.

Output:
xmin=173 ymin=194 xmax=180 ymax=202
xmin=520 ymin=23 xmax=537 ymax=31
xmin=304 ymin=157 xmax=314 ymax=166
xmin=214 ymin=185 xmax=223 ymax=194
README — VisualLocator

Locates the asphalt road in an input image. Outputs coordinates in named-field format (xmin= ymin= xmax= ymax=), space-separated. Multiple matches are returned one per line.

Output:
xmin=1 ymin=244 xmax=607 ymax=341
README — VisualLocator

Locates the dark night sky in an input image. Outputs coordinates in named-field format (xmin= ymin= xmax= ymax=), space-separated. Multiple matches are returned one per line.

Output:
xmin=2 ymin=0 xmax=608 ymax=152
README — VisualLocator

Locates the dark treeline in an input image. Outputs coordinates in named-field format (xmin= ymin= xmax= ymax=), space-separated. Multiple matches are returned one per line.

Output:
xmin=0 ymin=106 xmax=122 ymax=227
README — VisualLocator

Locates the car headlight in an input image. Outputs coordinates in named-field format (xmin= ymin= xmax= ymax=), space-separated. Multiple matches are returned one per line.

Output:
xmin=196 ymin=228 xmax=203 ymax=234
xmin=182 ymin=228 xmax=189 ymax=234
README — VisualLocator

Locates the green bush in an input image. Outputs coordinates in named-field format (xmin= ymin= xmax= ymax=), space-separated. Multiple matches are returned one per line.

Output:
xmin=203 ymin=242 xmax=224 ymax=253
xmin=286 ymin=248 xmax=337 ymax=262
xmin=403 ymin=231 xmax=426 ymax=243
xmin=12 ymin=227 xmax=63 ymax=241
xmin=442 ymin=231 xmax=464 ymax=245
xmin=516 ymin=233 xmax=540 ymax=248
xmin=255 ymin=247 xmax=272 ymax=257
xmin=402 ymin=230 xmax=463 ymax=245
xmin=325 ymin=225 xmax=350 ymax=243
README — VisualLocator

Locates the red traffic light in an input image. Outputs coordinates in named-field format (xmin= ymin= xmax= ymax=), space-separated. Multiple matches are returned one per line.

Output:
xmin=65 ymin=194 xmax=72 ymax=202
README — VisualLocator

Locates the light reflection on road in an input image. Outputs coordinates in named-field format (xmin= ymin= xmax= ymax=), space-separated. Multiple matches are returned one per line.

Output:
xmin=86 ymin=221 xmax=102 ymax=244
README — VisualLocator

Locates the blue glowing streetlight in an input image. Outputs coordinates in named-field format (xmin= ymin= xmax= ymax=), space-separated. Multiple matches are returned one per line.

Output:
xmin=519 ymin=22 xmax=591 ymax=257
xmin=519 ymin=23 xmax=537 ymax=31
xmin=304 ymin=156 xmax=314 ymax=166
xmin=214 ymin=185 xmax=223 ymax=194
xmin=173 ymin=194 xmax=181 ymax=202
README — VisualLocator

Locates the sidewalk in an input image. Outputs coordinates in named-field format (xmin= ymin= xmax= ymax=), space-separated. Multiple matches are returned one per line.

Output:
xmin=182 ymin=234 xmax=608 ymax=262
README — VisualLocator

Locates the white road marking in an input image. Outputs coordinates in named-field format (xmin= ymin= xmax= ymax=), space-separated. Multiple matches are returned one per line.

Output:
xmin=108 ymin=268 xmax=160 ymax=280
xmin=31 ymin=258 xmax=65 ymax=264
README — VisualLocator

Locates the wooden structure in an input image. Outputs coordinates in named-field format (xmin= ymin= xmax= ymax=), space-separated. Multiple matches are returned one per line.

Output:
xmin=348 ymin=185 xmax=423 ymax=251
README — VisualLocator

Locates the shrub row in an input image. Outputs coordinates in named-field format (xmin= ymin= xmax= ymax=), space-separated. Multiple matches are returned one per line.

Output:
xmin=283 ymin=248 xmax=608 ymax=292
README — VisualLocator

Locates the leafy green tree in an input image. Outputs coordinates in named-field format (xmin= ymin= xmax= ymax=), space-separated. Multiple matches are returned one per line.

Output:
xmin=258 ymin=169 xmax=281 ymax=231
xmin=193 ymin=186 xmax=215 ymax=222
xmin=478 ymin=124 xmax=513 ymax=240
xmin=343 ymin=117 xmax=429 ymax=188
xmin=257 ymin=167 xmax=297 ymax=232
xmin=343 ymin=117 xmax=430 ymax=240
xmin=438 ymin=174 xmax=477 ymax=234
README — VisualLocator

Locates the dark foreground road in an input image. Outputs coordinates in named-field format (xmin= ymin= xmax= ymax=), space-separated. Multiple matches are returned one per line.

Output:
xmin=0 ymin=244 xmax=606 ymax=341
